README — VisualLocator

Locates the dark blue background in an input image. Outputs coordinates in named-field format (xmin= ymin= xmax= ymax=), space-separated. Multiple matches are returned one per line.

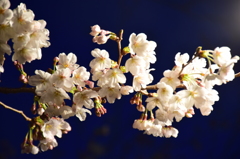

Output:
xmin=1 ymin=0 xmax=240 ymax=158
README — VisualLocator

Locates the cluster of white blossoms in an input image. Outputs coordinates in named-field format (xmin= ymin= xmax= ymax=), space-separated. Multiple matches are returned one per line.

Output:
xmin=125 ymin=33 xmax=157 ymax=91
xmin=134 ymin=46 xmax=239 ymax=138
xmin=1 ymin=0 xmax=240 ymax=155
xmin=24 ymin=52 xmax=93 ymax=154
xmin=23 ymin=28 xmax=159 ymax=154
xmin=0 ymin=0 xmax=50 ymax=72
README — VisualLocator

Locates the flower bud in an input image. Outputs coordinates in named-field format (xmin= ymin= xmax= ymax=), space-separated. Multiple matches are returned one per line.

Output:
xmin=31 ymin=145 xmax=39 ymax=155
xmin=95 ymin=109 xmax=101 ymax=117
xmin=14 ymin=60 xmax=18 ymax=66
xmin=109 ymin=34 xmax=118 ymax=41
xmin=136 ymin=104 xmax=145 ymax=112
xmin=31 ymin=103 xmax=36 ymax=114
xmin=111 ymin=60 xmax=118 ymax=68
xmin=188 ymin=108 xmax=195 ymax=115
xmin=19 ymin=74 xmax=28 ymax=83
xmin=62 ymin=130 xmax=68 ymax=134
xmin=85 ymin=80 xmax=94 ymax=88
xmin=185 ymin=113 xmax=193 ymax=118
xmin=130 ymin=97 xmax=136 ymax=104
xmin=49 ymin=145 xmax=54 ymax=150
xmin=53 ymin=57 xmax=59 ymax=63
xmin=21 ymin=144 xmax=39 ymax=155
xmin=120 ymin=66 xmax=127 ymax=73
xmin=90 ymin=25 xmax=101 ymax=36
xmin=122 ymin=46 xmax=130 ymax=55
xmin=77 ymin=85 xmax=83 ymax=91
xmin=37 ymin=107 xmax=44 ymax=115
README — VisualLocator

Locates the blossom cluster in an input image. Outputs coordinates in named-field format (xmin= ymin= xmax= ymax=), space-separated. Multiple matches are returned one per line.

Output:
xmin=135 ymin=46 xmax=239 ymax=138
xmin=125 ymin=33 xmax=156 ymax=91
xmin=24 ymin=28 xmax=159 ymax=154
xmin=0 ymin=0 xmax=50 ymax=72
xmin=92 ymin=25 xmax=239 ymax=138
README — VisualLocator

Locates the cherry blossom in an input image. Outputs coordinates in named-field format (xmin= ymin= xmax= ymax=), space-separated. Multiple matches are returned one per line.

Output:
xmin=129 ymin=33 xmax=149 ymax=55
xmin=73 ymin=89 xmax=98 ymax=109
xmin=90 ymin=48 xmax=111 ymax=71
xmin=56 ymin=52 xmax=79 ymax=71
xmin=98 ymin=86 xmax=121 ymax=103
xmin=39 ymin=138 xmax=58 ymax=152
xmin=74 ymin=106 xmax=92 ymax=121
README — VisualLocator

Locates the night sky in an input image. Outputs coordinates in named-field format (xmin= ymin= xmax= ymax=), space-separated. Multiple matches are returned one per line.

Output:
xmin=1 ymin=0 xmax=240 ymax=159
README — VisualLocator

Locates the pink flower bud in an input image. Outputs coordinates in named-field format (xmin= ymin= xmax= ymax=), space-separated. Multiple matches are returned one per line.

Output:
xmin=90 ymin=25 xmax=101 ymax=36
xmin=85 ymin=80 xmax=94 ymax=88
xmin=54 ymin=57 xmax=59 ymax=62
xmin=49 ymin=145 xmax=54 ymax=150
xmin=136 ymin=105 xmax=145 ymax=112
xmin=19 ymin=74 xmax=25 ymax=80
xmin=14 ymin=61 xmax=18 ymax=65
xmin=77 ymin=85 xmax=83 ymax=91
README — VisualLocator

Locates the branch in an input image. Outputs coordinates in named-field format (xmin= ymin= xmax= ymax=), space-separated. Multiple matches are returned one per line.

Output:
xmin=117 ymin=29 xmax=124 ymax=67
xmin=144 ymin=84 xmax=185 ymax=91
xmin=178 ymin=47 xmax=201 ymax=76
xmin=0 ymin=71 xmax=239 ymax=94
xmin=0 ymin=54 xmax=5 ymax=66
xmin=0 ymin=87 xmax=35 ymax=94
xmin=235 ymin=72 xmax=240 ymax=78
xmin=0 ymin=101 xmax=32 ymax=121
xmin=144 ymin=72 xmax=240 ymax=91
xmin=145 ymin=85 xmax=158 ymax=90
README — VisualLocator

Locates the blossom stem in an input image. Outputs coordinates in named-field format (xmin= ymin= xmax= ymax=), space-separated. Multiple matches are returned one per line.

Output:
xmin=207 ymin=58 xmax=213 ymax=74
xmin=29 ymin=128 xmax=33 ymax=144
xmin=23 ymin=131 xmax=29 ymax=145
xmin=0 ymin=101 xmax=32 ymax=121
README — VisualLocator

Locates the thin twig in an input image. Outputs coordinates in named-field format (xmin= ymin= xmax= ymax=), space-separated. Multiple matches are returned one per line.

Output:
xmin=235 ymin=72 xmax=240 ymax=78
xmin=0 ymin=101 xmax=31 ymax=121
xmin=178 ymin=47 xmax=201 ymax=76
xmin=117 ymin=29 xmax=124 ymax=67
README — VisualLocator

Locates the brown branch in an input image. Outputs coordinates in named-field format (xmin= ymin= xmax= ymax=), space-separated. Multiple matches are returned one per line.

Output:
xmin=144 ymin=71 xmax=240 ymax=91
xmin=0 ymin=54 xmax=5 ymax=66
xmin=117 ymin=29 xmax=124 ymax=67
xmin=144 ymin=85 xmax=158 ymax=90
xmin=0 ymin=87 xmax=35 ymax=94
xmin=178 ymin=47 xmax=200 ymax=76
xmin=235 ymin=72 xmax=240 ymax=78
xmin=0 ymin=101 xmax=32 ymax=121
xmin=144 ymin=84 xmax=185 ymax=91
xmin=92 ymin=87 xmax=101 ymax=91
xmin=0 ymin=71 xmax=239 ymax=94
